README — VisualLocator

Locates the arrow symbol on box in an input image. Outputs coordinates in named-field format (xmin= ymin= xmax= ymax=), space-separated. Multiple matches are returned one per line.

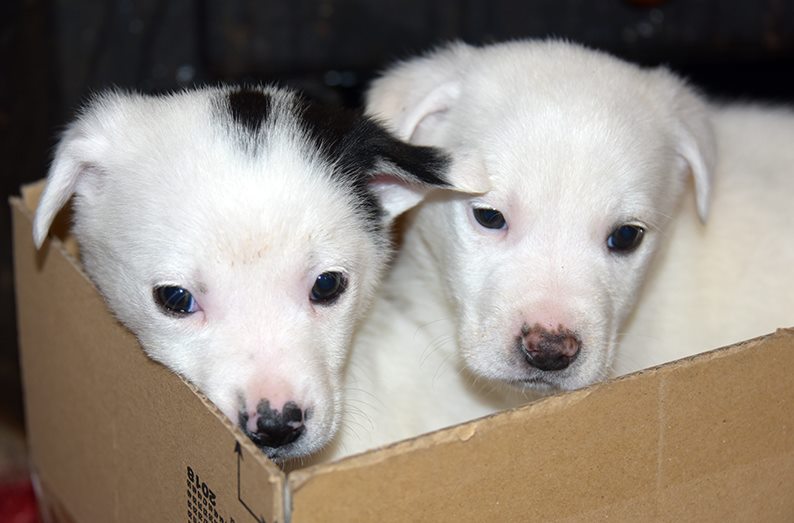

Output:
xmin=235 ymin=441 xmax=267 ymax=523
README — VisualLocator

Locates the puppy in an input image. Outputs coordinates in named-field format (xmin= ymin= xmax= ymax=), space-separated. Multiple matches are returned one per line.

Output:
xmin=329 ymin=40 xmax=794 ymax=457
xmin=32 ymin=85 xmax=474 ymax=462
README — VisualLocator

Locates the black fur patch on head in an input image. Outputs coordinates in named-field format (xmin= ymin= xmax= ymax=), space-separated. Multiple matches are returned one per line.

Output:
xmin=295 ymin=99 xmax=450 ymax=229
xmin=227 ymin=88 xmax=272 ymax=135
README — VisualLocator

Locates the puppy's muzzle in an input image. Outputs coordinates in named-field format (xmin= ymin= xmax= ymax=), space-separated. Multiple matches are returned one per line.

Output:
xmin=520 ymin=324 xmax=581 ymax=371
xmin=239 ymin=400 xmax=307 ymax=455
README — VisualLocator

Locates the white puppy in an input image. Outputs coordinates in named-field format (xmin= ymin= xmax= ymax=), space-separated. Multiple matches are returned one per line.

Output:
xmin=328 ymin=40 xmax=794 ymax=458
xmin=32 ymin=85 xmax=471 ymax=462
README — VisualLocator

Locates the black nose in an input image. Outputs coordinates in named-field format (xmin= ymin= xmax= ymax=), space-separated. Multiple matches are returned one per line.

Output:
xmin=521 ymin=324 xmax=581 ymax=371
xmin=240 ymin=400 xmax=305 ymax=450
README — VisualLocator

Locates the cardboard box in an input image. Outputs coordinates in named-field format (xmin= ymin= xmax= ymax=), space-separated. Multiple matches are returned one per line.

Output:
xmin=12 ymin=181 xmax=794 ymax=522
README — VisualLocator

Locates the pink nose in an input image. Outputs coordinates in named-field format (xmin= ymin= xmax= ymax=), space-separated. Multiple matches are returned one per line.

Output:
xmin=520 ymin=324 xmax=581 ymax=371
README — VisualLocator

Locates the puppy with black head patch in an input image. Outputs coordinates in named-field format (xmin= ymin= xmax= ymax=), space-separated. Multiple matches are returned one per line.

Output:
xmin=33 ymin=85 xmax=483 ymax=462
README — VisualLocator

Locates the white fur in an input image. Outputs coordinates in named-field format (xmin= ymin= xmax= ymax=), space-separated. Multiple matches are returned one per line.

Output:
xmin=33 ymin=86 xmax=453 ymax=462
xmin=324 ymin=40 xmax=794 ymax=459
xmin=615 ymin=104 xmax=794 ymax=373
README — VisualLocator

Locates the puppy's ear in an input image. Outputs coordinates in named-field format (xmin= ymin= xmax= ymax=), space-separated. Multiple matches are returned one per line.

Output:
xmin=363 ymin=130 xmax=450 ymax=222
xmin=365 ymin=42 xmax=473 ymax=144
xmin=33 ymin=93 xmax=121 ymax=248
xmin=365 ymin=124 xmax=490 ymax=223
xmin=651 ymin=69 xmax=716 ymax=222
xmin=33 ymin=128 xmax=97 ymax=248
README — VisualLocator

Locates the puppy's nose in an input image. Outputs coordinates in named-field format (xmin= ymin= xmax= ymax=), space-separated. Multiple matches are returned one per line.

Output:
xmin=240 ymin=400 xmax=306 ymax=450
xmin=520 ymin=324 xmax=581 ymax=371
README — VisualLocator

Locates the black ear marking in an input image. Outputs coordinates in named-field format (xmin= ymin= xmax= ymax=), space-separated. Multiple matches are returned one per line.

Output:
xmin=296 ymin=99 xmax=449 ymax=184
xmin=366 ymin=129 xmax=450 ymax=187
xmin=294 ymin=98 xmax=450 ymax=228
xmin=227 ymin=88 xmax=272 ymax=135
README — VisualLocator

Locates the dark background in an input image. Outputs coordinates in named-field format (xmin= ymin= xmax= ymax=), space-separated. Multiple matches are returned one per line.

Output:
xmin=1 ymin=0 xmax=793 ymax=427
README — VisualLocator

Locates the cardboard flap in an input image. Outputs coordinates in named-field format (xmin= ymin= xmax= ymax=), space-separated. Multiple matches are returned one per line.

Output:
xmin=12 ymin=195 xmax=287 ymax=523
xmin=287 ymin=330 xmax=794 ymax=522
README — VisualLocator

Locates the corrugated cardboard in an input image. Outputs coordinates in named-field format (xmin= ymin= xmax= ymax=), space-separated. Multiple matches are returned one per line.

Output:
xmin=11 ymin=180 xmax=794 ymax=522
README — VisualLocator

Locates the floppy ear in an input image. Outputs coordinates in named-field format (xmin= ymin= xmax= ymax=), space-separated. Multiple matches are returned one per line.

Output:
xmin=33 ymin=93 xmax=122 ymax=248
xmin=365 ymin=42 xmax=473 ymax=145
xmin=651 ymin=68 xmax=717 ymax=223
xmin=33 ymin=126 xmax=100 ymax=248
xmin=366 ymin=124 xmax=491 ymax=223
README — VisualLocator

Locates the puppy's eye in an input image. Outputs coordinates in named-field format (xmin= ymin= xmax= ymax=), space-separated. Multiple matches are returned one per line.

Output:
xmin=310 ymin=271 xmax=347 ymax=305
xmin=473 ymin=207 xmax=507 ymax=230
xmin=607 ymin=224 xmax=645 ymax=253
xmin=154 ymin=286 xmax=200 ymax=315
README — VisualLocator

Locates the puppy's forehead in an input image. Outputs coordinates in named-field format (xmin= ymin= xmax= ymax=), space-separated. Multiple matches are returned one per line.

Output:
xmin=148 ymin=172 xmax=371 ymax=276
xmin=105 ymin=87 xmax=379 ymax=262
xmin=455 ymin=42 xmax=668 ymax=145
xmin=458 ymin=112 xmax=674 ymax=224
xmin=214 ymin=86 xmax=385 ymax=229
xmin=449 ymin=47 xmax=677 ymax=204
xmin=213 ymin=86 xmax=364 ymax=168
xmin=110 ymin=87 xmax=385 ymax=230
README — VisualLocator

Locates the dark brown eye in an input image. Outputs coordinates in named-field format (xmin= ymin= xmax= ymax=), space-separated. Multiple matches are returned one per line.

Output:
xmin=473 ymin=207 xmax=507 ymax=230
xmin=154 ymin=286 xmax=199 ymax=315
xmin=310 ymin=272 xmax=347 ymax=305
xmin=607 ymin=225 xmax=645 ymax=253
